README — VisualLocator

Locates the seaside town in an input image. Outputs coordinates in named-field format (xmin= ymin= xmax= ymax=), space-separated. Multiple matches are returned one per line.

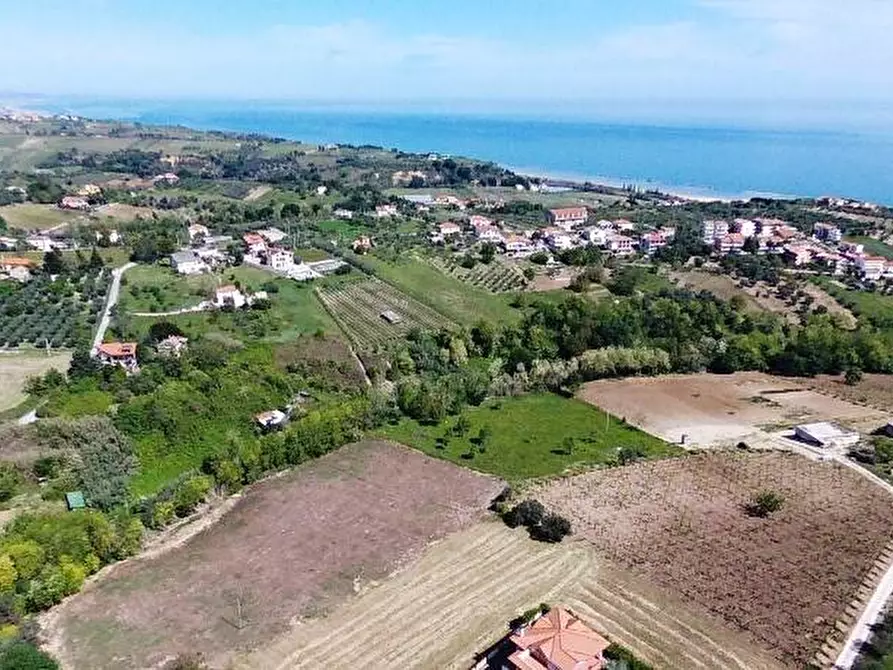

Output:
xmin=1 ymin=104 xmax=893 ymax=670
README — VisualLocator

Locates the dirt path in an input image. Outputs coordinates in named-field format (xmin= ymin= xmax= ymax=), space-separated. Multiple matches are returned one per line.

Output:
xmin=91 ymin=262 xmax=136 ymax=353
xmin=233 ymin=522 xmax=783 ymax=670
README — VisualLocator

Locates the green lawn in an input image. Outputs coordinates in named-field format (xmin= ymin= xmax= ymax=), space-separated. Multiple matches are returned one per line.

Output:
xmin=365 ymin=254 xmax=520 ymax=325
xmin=845 ymin=236 xmax=893 ymax=260
xmin=118 ymin=264 xmax=218 ymax=313
xmin=376 ymin=393 xmax=677 ymax=480
xmin=0 ymin=204 xmax=85 ymax=231
xmin=123 ymin=266 xmax=336 ymax=343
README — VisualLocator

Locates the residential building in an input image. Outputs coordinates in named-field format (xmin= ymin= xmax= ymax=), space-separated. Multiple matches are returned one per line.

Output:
xmin=258 ymin=227 xmax=287 ymax=244
xmin=96 ymin=342 xmax=139 ymax=373
xmin=544 ymin=228 xmax=575 ymax=251
xmin=613 ymin=219 xmax=636 ymax=232
xmin=187 ymin=223 xmax=209 ymax=242
xmin=607 ymin=233 xmax=636 ymax=255
xmin=333 ymin=208 xmax=354 ymax=219
xmin=503 ymin=234 xmax=535 ymax=255
xmin=288 ymin=264 xmax=322 ymax=281
xmin=316 ymin=185 xmax=328 ymax=196
xmin=352 ymin=236 xmax=374 ymax=254
xmin=839 ymin=241 xmax=865 ymax=257
xmin=734 ymin=218 xmax=757 ymax=238
xmin=215 ymin=285 xmax=246 ymax=309
xmin=95 ymin=229 xmax=121 ymax=245
xmin=813 ymin=222 xmax=843 ymax=243
xmin=375 ymin=204 xmax=398 ymax=218
xmin=59 ymin=196 xmax=90 ymax=211
xmin=153 ymin=172 xmax=180 ymax=185
xmin=438 ymin=221 xmax=462 ymax=238
xmin=469 ymin=214 xmax=493 ymax=230
xmin=640 ymin=231 xmax=668 ymax=255
xmin=26 ymin=235 xmax=59 ymax=252
xmin=0 ymin=257 xmax=34 ymax=282
xmin=858 ymin=256 xmax=887 ymax=280
xmin=433 ymin=194 xmax=468 ymax=209
xmin=715 ymin=233 xmax=746 ymax=255
xmin=171 ymin=250 xmax=207 ymax=275
xmin=477 ymin=225 xmax=505 ymax=244
xmin=547 ymin=207 xmax=588 ymax=230
xmin=76 ymin=183 xmax=102 ymax=197
xmin=243 ymin=233 xmax=267 ymax=255
xmin=702 ymin=219 xmax=729 ymax=244
xmin=0 ymin=236 xmax=17 ymax=250
xmin=782 ymin=244 xmax=813 ymax=267
xmin=267 ymin=247 xmax=294 ymax=272
xmin=156 ymin=335 xmax=189 ymax=358
xmin=475 ymin=607 xmax=610 ymax=670
xmin=581 ymin=227 xmax=609 ymax=246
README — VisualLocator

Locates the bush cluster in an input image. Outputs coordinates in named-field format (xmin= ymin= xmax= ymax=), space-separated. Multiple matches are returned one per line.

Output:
xmin=502 ymin=499 xmax=572 ymax=543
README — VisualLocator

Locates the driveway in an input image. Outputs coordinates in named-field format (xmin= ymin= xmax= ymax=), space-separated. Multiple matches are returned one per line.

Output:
xmin=91 ymin=262 xmax=136 ymax=355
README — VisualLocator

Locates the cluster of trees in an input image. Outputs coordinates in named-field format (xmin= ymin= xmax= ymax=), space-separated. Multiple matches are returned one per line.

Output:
xmin=501 ymin=499 xmax=572 ymax=543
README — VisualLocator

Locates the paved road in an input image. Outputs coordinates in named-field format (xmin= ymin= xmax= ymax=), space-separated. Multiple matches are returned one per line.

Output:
xmin=91 ymin=262 xmax=136 ymax=355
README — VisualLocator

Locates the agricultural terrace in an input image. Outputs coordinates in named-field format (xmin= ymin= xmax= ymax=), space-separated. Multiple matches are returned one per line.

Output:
xmin=377 ymin=393 xmax=677 ymax=480
xmin=0 ymin=350 xmax=71 ymax=413
xmin=46 ymin=441 xmax=503 ymax=670
xmin=426 ymin=255 xmax=529 ymax=293
xmin=364 ymin=254 xmax=520 ymax=325
xmin=534 ymin=451 xmax=893 ymax=668
xmin=317 ymin=277 xmax=453 ymax=350
xmin=579 ymin=372 xmax=887 ymax=448
xmin=0 ymin=268 xmax=109 ymax=348
xmin=120 ymin=267 xmax=335 ymax=344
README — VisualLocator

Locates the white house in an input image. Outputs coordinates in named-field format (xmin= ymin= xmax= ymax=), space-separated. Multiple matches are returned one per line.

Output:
xmin=702 ymin=220 xmax=729 ymax=244
xmin=858 ymin=256 xmax=887 ymax=280
xmin=188 ymin=223 xmax=209 ymax=242
xmin=733 ymin=218 xmax=757 ymax=238
xmin=813 ymin=222 xmax=842 ymax=243
xmin=268 ymin=247 xmax=294 ymax=272
xmin=544 ymin=228 xmax=575 ymax=251
xmin=215 ymin=285 xmax=247 ymax=309
xmin=715 ymin=233 xmax=746 ymax=255
xmin=26 ymin=235 xmax=59 ymax=252
xmin=59 ymin=196 xmax=90 ymax=211
xmin=438 ymin=221 xmax=462 ymax=238
xmin=503 ymin=234 xmax=535 ymax=255
xmin=547 ymin=207 xmax=588 ymax=230
xmin=243 ymin=233 xmax=267 ymax=255
xmin=640 ymin=231 xmax=668 ymax=255
xmin=171 ymin=250 xmax=208 ymax=275
xmin=258 ymin=227 xmax=287 ymax=244
xmin=476 ymin=225 xmax=505 ymax=244
xmin=581 ymin=227 xmax=609 ymax=247
xmin=333 ymin=208 xmax=354 ymax=219
xmin=375 ymin=204 xmax=398 ymax=218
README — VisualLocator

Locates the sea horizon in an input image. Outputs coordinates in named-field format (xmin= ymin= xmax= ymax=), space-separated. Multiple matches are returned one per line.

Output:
xmin=12 ymin=96 xmax=893 ymax=206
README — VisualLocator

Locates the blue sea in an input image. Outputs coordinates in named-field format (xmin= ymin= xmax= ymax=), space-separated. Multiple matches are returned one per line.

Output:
xmin=28 ymin=99 xmax=893 ymax=205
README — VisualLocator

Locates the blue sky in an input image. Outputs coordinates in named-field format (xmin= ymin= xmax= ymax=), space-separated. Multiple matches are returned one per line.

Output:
xmin=2 ymin=0 xmax=892 ymax=127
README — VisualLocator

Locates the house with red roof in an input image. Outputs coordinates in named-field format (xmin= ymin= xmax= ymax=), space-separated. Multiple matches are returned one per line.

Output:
xmin=96 ymin=342 xmax=139 ymax=373
xmin=475 ymin=607 xmax=610 ymax=670
xmin=547 ymin=207 xmax=588 ymax=231
xmin=243 ymin=233 xmax=267 ymax=255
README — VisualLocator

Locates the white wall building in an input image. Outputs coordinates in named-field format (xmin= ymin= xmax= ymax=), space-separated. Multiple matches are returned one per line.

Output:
xmin=171 ymin=250 xmax=208 ymax=275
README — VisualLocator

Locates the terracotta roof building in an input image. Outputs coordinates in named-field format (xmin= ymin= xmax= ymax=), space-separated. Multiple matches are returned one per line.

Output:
xmin=508 ymin=608 xmax=610 ymax=670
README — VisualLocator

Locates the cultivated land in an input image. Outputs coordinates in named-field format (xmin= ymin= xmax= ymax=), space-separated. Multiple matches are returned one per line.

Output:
xmin=426 ymin=255 xmax=529 ymax=294
xmin=0 ymin=350 xmax=71 ymax=412
xmin=0 ymin=203 xmax=86 ymax=230
xmin=365 ymin=255 xmax=520 ymax=325
xmin=118 ymin=264 xmax=218 ymax=313
xmin=317 ymin=276 xmax=453 ymax=350
xmin=46 ymin=441 xmax=503 ymax=669
xmin=579 ymin=372 xmax=887 ymax=448
xmin=235 ymin=521 xmax=784 ymax=670
xmin=377 ymin=393 xmax=677 ymax=480
xmin=534 ymin=451 xmax=893 ymax=668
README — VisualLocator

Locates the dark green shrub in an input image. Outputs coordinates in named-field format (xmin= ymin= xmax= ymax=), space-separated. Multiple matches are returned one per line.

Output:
xmin=529 ymin=513 xmax=572 ymax=543
xmin=503 ymin=499 xmax=545 ymax=529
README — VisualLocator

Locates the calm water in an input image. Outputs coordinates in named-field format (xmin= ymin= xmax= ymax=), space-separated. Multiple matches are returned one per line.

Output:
xmin=35 ymin=100 xmax=893 ymax=204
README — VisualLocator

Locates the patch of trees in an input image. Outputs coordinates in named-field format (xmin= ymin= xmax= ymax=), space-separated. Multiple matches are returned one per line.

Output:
xmin=98 ymin=149 xmax=165 ymax=177
xmin=25 ymin=177 xmax=63 ymax=204
xmin=501 ymin=499 xmax=572 ymax=543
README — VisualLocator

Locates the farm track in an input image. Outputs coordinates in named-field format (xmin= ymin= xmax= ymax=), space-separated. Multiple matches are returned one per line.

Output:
xmin=235 ymin=523 xmax=784 ymax=670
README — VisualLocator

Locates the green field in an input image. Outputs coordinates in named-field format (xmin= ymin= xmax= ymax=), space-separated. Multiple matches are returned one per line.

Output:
xmin=813 ymin=277 xmax=893 ymax=326
xmin=365 ymin=254 xmax=520 ymax=325
xmin=0 ymin=203 xmax=85 ymax=230
xmin=123 ymin=266 xmax=336 ymax=343
xmin=118 ymin=264 xmax=218 ymax=313
xmin=376 ymin=393 xmax=676 ymax=480
xmin=845 ymin=235 xmax=893 ymax=260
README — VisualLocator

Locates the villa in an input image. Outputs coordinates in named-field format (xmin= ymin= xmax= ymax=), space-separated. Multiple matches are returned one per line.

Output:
xmin=96 ymin=342 xmax=139 ymax=373
xmin=547 ymin=207 xmax=588 ymax=230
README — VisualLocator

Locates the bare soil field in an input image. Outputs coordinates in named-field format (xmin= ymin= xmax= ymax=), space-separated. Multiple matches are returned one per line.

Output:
xmin=45 ymin=441 xmax=502 ymax=669
xmin=578 ymin=372 xmax=887 ymax=447
xmin=793 ymin=373 xmax=893 ymax=415
xmin=535 ymin=451 xmax=893 ymax=668
xmin=93 ymin=203 xmax=157 ymax=222
xmin=235 ymin=521 xmax=783 ymax=670
xmin=0 ymin=350 xmax=71 ymax=413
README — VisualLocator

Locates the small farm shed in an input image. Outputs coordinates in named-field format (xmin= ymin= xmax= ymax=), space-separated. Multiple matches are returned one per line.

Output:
xmin=380 ymin=309 xmax=403 ymax=324
xmin=65 ymin=491 xmax=86 ymax=511
xmin=794 ymin=422 xmax=860 ymax=449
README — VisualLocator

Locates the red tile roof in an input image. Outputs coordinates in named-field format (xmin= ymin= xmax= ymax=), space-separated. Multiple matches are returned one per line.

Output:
xmin=509 ymin=608 xmax=609 ymax=670
xmin=550 ymin=207 xmax=588 ymax=219
xmin=97 ymin=342 xmax=137 ymax=358
xmin=0 ymin=257 xmax=35 ymax=267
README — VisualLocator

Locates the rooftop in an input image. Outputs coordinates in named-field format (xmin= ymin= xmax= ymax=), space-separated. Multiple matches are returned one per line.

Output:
xmin=796 ymin=422 xmax=858 ymax=441
xmin=509 ymin=608 xmax=609 ymax=670
xmin=97 ymin=342 xmax=138 ymax=358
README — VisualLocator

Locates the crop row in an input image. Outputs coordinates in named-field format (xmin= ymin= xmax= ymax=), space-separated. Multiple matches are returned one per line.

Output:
xmin=317 ymin=278 xmax=452 ymax=351
xmin=428 ymin=256 xmax=527 ymax=293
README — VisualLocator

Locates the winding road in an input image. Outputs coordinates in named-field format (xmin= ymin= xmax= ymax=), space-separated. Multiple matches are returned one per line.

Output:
xmin=91 ymin=262 xmax=136 ymax=355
